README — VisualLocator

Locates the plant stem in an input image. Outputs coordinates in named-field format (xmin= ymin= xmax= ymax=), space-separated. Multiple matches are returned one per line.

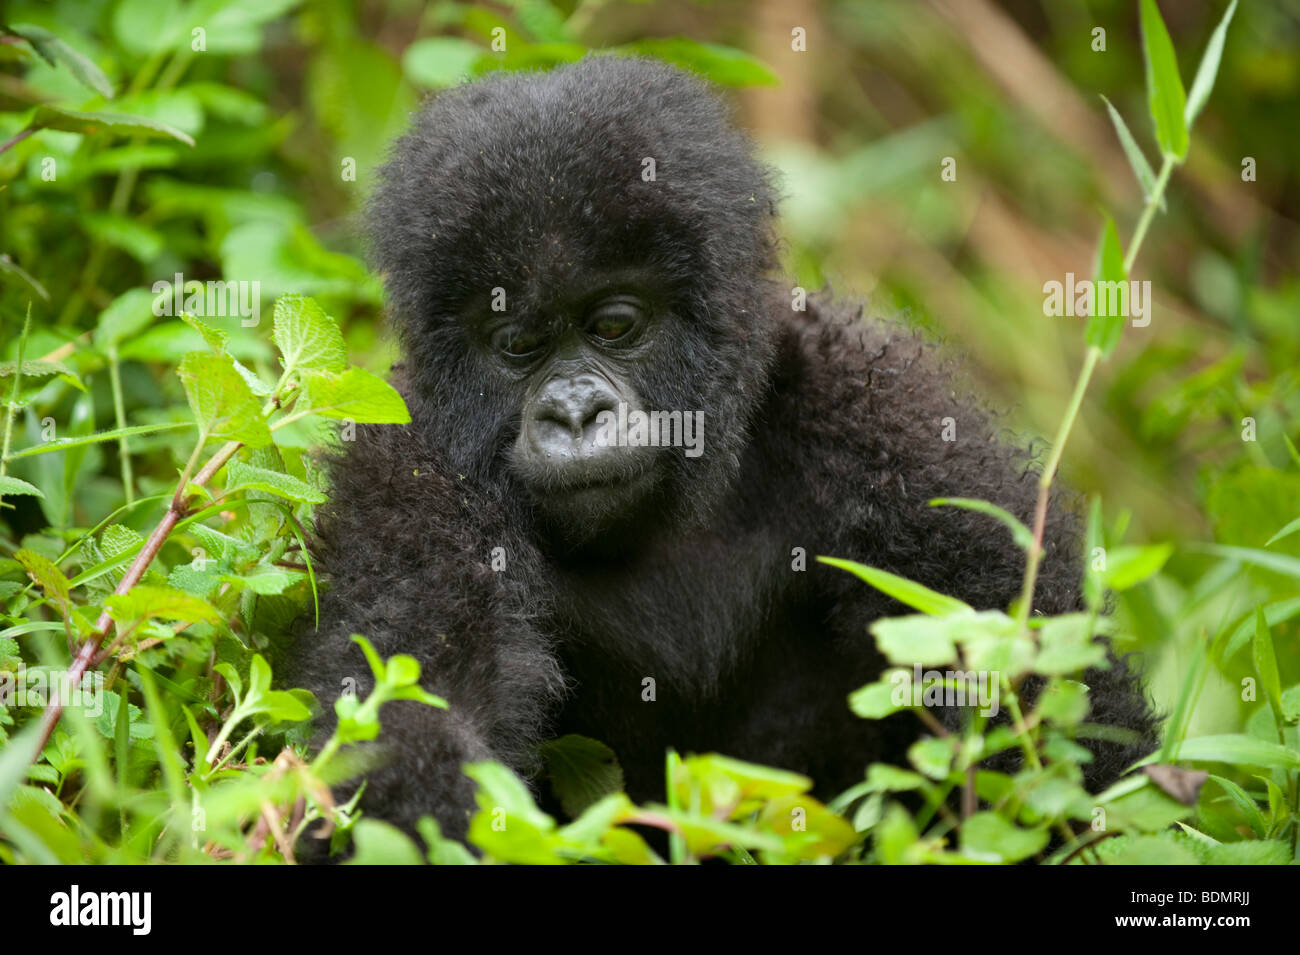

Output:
xmin=107 ymin=346 xmax=134 ymax=504
xmin=0 ymin=307 xmax=29 ymax=481
xmin=1015 ymin=151 xmax=1176 ymax=631
xmin=34 ymin=438 xmax=244 ymax=753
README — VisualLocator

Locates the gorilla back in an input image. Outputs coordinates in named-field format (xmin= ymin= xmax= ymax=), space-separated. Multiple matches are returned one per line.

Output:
xmin=285 ymin=56 xmax=1158 ymax=848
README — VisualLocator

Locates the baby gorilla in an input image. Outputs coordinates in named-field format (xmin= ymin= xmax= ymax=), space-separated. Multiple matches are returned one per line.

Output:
xmin=285 ymin=56 xmax=1158 ymax=849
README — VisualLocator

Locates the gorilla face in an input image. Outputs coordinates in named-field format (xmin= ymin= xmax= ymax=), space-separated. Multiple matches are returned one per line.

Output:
xmin=367 ymin=56 xmax=783 ymax=554
xmin=495 ymin=287 xmax=663 ymax=540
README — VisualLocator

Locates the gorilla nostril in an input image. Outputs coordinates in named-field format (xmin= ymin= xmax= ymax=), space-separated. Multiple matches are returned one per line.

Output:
xmin=532 ymin=375 xmax=620 ymax=446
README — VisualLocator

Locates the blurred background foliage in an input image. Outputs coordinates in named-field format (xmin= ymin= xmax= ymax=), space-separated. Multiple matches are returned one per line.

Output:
xmin=1 ymin=0 xmax=1297 ymax=747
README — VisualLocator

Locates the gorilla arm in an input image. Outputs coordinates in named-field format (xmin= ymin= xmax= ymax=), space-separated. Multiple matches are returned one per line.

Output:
xmin=283 ymin=416 xmax=565 ymax=843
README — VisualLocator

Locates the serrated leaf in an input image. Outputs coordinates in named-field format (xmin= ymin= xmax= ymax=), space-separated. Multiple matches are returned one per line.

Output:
xmin=224 ymin=460 xmax=326 ymax=503
xmin=540 ymin=734 xmax=625 ymax=818
xmin=221 ymin=565 xmax=303 ymax=595
xmin=105 ymin=585 xmax=221 ymax=627
xmin=177 ymin=352 xmax=271 ymax=447
xmin=1184 ymin=0 xmax=1237 ymax=128
xmin=273 ymin=294 xmax=347 ymax=375
xmin=1139 ymin=0 xmax=1189 ymax=160
xmin=181 ymin=313 xmax=228 ymax=352
xmin=14 ymin=549 xmax=70 ymax=609
xmin=299 ymin=367 xmax=411 ymax=424
xmin=0 ymin=476 xmax=44 ymax=499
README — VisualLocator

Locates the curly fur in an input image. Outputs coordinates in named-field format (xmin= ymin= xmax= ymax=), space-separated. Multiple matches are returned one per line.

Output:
xmin=282 ymin=56 xmax=1159 ymax=850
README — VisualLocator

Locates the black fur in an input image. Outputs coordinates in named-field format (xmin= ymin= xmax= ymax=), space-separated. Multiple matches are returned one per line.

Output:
xmin=283 ymin=56 xmax=1159 ymax=849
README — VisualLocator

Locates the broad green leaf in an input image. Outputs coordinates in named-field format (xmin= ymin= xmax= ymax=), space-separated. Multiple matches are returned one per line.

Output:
xmin=848 ymin=679 xmax=910 ymax=720
xmin=221 ymin=565 xmax=303 ymax=595
xmin=14 ymin=549 xmax=70 ymax=609
xmin=1085 ymin=215 xmax=1128 ymax=358
xmin=540 ymin=735 xmax=625 ymax=818
xmin=105 ymin=585 xmax=221 ymax=627
xmin=0 ymin=359 xmax=72 ymax=379
xmin=625 ymin=39 xmax=778 ymax=87
xmin=908 ymin=737 xmax=955 ymax=780
xmin=180 ymin=313 xmax=228 ymax=352
xmin=27 ymin=105 xmax=195 ymax=147
xmin=93 ymin=289 xmax=158 ymax=348
xmin=1102 ymin=542 xmax=1173 ymax=590
xmin=929 ymin=497 xmax=1032 ymax=550
xmin=817 ymin=557 xmax=973 ymax=616
xmin=3 ymin=24 xmax=114 ymax=98
xmin=402 ymin=37 xmax=483 ymax=88
xmin=224 ymin=459 xmax=326 ymax=503
xmin=870 ymin=615 xmax=960 ymax=666
xmin=1034 ymin=614 xmax=1109 ymax=675
xmin=0 ymin=476 xmax=44 ymax=499
xmin=272 ymin=294 xmax=347 ymax=375
xmin=960 ymin=812 xmax=1048 ymax=863
xmin=1184 ymin=0 xmax=1237 ymax=128
xmin=1206 ymin=774 xmax=1268 ymax=838
xmin=345 ymin=819 xmax=424 ymax=865
xmin=1139 ymin=0 xmax=1189 ymax=159
xmin=1099 ymin=95 xmax=1165 ymax=212
xmin=299 ymin=367 xmax=410 ymax=424
xmin=177 ymin=352 xmax=271 ymax=447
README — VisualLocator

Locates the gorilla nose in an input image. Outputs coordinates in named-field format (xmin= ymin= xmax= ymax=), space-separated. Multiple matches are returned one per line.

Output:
xmin=528 ymin=375 xmax=621 ymax=460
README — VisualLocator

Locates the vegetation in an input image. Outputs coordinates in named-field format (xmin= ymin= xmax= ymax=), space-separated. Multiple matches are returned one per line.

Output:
xmin=0 ymin=0 xmax=1295 ymax=864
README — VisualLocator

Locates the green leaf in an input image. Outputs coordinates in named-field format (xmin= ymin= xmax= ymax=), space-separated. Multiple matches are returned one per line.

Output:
xmin=14 ymin=549 xmax=70 ymax=610
xmin=177 ymin=352 xmax=271 ymax=447
xmin=180 ymin=313 xmax=228 ymax=353
xmin=1265 ymin=515 xmax=1300 ymax=547
xmin=1034 ymin=614 xmax=1109 ymax=675
xmin=624 ymin=39 xmax=778 ymax=87
xmin=298 ymin=367 xmax=410 ymax=424
xmin=1085 ymin=215 xmax=1128 ymax=358
xmin=1190 ymin=543 xmax=1300 ymax=580
xmin=540 ymin=735 xmax=625 ymax=818
xmin=870 ymin=615 xmax=960 ymax=666
xmin=908 ymin=737 xmax=955 ymax=781
xmin=1184 ymin=0 xmax=1237 ymax=128
xmin=345 ymin=819 xmax=425 ymax=865
xmin=272 ymin=294 xmax=347 ymax=375
xmin=1154 ymin=734 xmax=1300 ymax=771
xmin=3 ymin=24 xmax=114 ymax=98
xmin=222 ymin=565 xmax=303 ymax=595
xmin=3 ymin=422 xmax=191 ymax=461
xmin=960 ymin=812 xmax=1048 ymax=863
xmin=0 ymin=359 xmax=72 ymax=379
xmin=1099 ymin=96 xmax=1165 ymax=212
xmin=1103 ymin=543 xmax=1173 ymax=590
xmin=0 ymin=476 xmax=44 ymax=499
xmin=402 ymin=37 xmax=483 ymax=88
xmin=93 ymin=289 xmax=158 ymax=348
xmin=817 ymin=557 xmax=973 ymax=616
xmin=224 ymin=460 xmax=326 ymax=503
xmin=848 ymin=679 xmax=911 ymax=720
xmin=1139 ymin=0 xmax=1189 ymax=160
xmin=1252 ymin=609 xmax=1286 ymax=727
xmin=929 ymin=498 xmax=1032 ymax=550
xmin=27 ymin=105 xmax=195 ymax=147
xmin=105 ymin=585 xmax=221 ymax=627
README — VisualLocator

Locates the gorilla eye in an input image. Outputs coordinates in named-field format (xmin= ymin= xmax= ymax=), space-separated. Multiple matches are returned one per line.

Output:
xmin=492 ymin=326 xmax=546 ymax=358
xmin=588 ymin=299 xmax=642 ymax=343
